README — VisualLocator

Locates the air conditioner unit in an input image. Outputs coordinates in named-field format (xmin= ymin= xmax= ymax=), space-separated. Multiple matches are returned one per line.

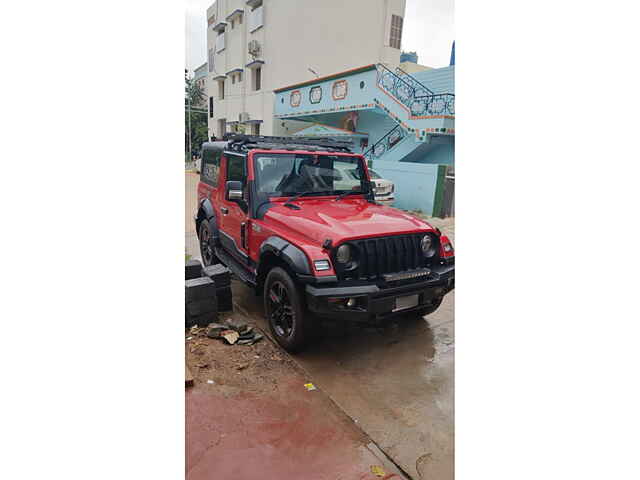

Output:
xmin=239 ymin=112 xmax=250 ymax=122
xmin=248 ymin=40 xmax=261 ymax=58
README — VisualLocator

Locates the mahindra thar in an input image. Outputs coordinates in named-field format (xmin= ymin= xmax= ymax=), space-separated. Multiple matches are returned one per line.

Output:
xmin=195 ymin=135 xmax=454 ymax=352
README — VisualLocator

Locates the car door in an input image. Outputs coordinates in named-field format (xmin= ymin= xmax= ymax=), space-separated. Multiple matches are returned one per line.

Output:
xmin=218 ymin=153 xmax=250 ymax=265
xmin=198 ymin=147 xmax=221 ymax=210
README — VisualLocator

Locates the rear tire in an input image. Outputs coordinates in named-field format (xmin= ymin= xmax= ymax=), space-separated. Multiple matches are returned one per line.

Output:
xmin=264 ymin=267 xmax=310 ymax=352
xmin=198 ymin=220 xmax=218 ymax=267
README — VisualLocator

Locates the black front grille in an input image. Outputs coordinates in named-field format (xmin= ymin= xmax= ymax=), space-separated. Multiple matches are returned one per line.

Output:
xmin=337 ymin=234 xmax=435 ymax=280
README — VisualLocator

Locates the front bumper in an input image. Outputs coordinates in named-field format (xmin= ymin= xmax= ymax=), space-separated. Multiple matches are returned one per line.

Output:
xmin=305 ymin=263 xmax=454 ymax=321
xmin=375 ymin=195 xmax=395 ymax=206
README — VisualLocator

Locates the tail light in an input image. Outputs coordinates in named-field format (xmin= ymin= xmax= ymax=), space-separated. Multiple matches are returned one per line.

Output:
xmin=440 ymin=235 xmax=454 ymax=258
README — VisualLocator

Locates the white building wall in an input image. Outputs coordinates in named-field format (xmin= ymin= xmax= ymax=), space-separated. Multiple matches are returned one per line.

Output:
xmin=206 ymin=0 xmax=406 ymax=138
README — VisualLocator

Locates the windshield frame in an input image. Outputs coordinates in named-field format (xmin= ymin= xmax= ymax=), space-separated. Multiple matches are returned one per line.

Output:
xmin=251 ymin=150 xmax=371 ymax=200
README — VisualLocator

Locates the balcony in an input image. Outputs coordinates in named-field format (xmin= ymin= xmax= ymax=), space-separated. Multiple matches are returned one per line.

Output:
xmin=212 ymin=21 xmax=227 ymax=33
xmin=226 ymin=9 xmax=243 ymax=22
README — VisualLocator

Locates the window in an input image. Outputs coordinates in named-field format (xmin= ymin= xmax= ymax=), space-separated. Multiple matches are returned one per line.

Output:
xmin=238 ymin=72 xmax=242 ymax=82
xmin=254 ymin=67 xmax=261 ymax=91
xmin=248 ymin=5 xmax=263 ymax=32
xmin=238 ymin=14 xmax=242 ymax=24
xmin=253 ymin=123 xmax=260 ymax=135
xmin=226 ymin=155 xmax=246 ymax=185
xmin=201 ymin=149 xmax=221 ymax=186
xmin=215 ymin=32 xmax=225 ymax=52
xmin=209 ymin=97 xmax=213 ymax=118
xmin=219 ymin=80 xmax=225 ymax=99
xmin=231 ymin=75 xmax=235 ymax=85
xmin=230 ymin=19 xmax=235 ymax=29
xmin=208 ymin=49 xmax=214 ymax=72
xmin=390 ymin=15 xmax=403 ymax=49
xmin=254 ymin=154 xmax=368 ymax=196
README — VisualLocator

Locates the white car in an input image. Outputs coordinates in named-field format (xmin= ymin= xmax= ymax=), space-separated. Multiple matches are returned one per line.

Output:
xmin=333 ymin=165 xmax=395 ymax=206
xmin=368 ymin=169 xmax=395 ymax=206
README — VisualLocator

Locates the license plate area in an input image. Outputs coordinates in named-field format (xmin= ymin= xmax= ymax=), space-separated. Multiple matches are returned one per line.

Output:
xmin=393 ymin=294 xmax=419 ymax=312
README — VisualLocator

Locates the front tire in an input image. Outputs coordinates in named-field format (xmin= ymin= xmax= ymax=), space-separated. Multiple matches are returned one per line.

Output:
xmin=198 ymin=220 xmax=218 ymax=267
xmin=264 ymin=267 xmax=310 ymax=352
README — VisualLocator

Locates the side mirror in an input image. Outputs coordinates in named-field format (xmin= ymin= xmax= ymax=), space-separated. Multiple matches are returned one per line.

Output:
xmin=226 ymin=180 xmax=244 ymax=201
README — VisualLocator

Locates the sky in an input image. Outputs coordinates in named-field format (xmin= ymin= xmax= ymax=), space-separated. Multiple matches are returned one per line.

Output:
xmin=185 ymin=0 xmax=454 ymax=73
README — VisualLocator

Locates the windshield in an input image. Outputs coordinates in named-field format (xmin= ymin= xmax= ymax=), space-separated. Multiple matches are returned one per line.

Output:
xmin=254 ymin=153 xmax=370 ymax=197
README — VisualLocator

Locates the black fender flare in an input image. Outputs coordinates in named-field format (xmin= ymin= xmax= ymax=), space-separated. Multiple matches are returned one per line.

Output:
xmin=196 ymin=199 xmax=219 ymax=243
xmin=259 ymin=236 xmax=312 ymax=276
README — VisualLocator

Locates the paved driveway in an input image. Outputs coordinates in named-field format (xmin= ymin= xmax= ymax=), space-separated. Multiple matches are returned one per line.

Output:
xmin=185 ymin=173 xmax=455 ymax=479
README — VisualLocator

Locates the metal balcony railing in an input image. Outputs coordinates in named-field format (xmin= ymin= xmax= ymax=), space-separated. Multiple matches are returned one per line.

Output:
xmin=363 ymin=124 xmax=406 ymax=161
xmin=395 ymin=66 xmax=434 ymax=97
xmin=376 ymin=64 xmax=455 ymax=116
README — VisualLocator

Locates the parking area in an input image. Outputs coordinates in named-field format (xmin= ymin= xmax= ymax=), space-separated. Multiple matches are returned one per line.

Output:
xmin=186 ymin=172 xmax=454 ymax=479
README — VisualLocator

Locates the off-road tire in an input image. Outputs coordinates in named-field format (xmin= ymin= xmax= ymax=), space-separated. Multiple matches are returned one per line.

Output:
xmin=264 ymin=267 xmax=310 ymax=352
xmin=198 ymin=220 xmax=218 ymax=267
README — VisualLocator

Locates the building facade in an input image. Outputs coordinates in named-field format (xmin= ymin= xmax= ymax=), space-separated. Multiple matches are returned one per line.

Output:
xmin=272 ymin=63 xmax=455 ymax=215
xmin=205 ymin=0 xmax=406 ymax=138
xmin=193 ymin=62 xmax=208 ymax=108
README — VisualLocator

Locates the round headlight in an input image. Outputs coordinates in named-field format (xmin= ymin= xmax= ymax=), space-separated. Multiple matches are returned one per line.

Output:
xmin=336 ymin=244 xmax=351 ymax=264
xmin=421 ymin=235 xmax=435 ymax=257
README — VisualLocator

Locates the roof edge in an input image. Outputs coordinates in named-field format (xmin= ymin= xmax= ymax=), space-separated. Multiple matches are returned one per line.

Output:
xmin=273 ymin=64 xmax=377 ymax=93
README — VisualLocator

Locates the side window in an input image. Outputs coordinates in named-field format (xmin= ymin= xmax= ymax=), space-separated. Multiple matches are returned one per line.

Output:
xmin=226 ymin=155 xmax=246 ymax=184
xmin=201 ymin=149 xmax=220 ymax=186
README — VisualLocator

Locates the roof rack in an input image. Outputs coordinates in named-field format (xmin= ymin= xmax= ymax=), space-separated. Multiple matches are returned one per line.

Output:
xmin=224 ymin=134 xmax=354 ymax=154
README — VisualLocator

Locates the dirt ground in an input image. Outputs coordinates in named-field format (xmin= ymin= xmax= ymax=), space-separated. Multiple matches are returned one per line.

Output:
xmin=185 ymin=312 xmax=408 ymax=480
xmin=185 ymin=312 xmax=298 ymax=396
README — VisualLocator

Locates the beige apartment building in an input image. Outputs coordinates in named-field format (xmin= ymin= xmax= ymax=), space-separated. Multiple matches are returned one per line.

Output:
xmin=205 ymin=0 xmax=406 ymax=138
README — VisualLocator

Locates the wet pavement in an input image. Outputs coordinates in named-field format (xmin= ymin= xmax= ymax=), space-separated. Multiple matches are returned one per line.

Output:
xmin=186 ymin=172 xmax=454 ymax=479
xmin=232 ymin=284 xmax=454 ymax=480
xmin=186 ymin=324 xmax=408 ymax=480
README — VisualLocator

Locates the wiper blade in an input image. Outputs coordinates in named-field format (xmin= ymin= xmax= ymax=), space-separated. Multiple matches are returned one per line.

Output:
xmin=283 ymin=190 xmax=325 ymax=209
xmin=285 ymin=191 xmax=313 ymax=204
xmin=334 ymin=190 xmax=363 ymax=201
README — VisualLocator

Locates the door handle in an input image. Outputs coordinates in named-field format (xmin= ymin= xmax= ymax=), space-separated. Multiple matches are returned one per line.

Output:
xmin=221 ymin=207 xmax=229 ymax=215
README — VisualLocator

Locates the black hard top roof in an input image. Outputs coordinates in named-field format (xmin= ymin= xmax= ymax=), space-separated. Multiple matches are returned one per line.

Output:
xmin=202 ymin=134 xmax=354 ymax=154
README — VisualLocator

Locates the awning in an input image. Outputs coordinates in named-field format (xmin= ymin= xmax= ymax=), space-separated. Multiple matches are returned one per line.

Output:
xmin=245 ymin=59 xmax=265 ymax=69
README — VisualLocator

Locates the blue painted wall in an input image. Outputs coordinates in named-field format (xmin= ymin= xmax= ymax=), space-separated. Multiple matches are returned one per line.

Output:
xmin=274 ymin=68 xmax=378 ymax=118
xmin=402 ymin=136 xmax=454 ymax=165
xmin=411 ymin=66 xmax=455 ymax=94
xmin=372 ymin=163 xmax=441 ymax=214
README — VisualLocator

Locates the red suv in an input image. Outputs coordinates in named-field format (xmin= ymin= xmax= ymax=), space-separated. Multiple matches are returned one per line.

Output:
xmin=195 ymin=135 xmax=454 ymax=352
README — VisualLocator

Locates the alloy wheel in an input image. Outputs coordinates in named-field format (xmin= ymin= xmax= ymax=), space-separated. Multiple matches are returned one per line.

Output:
xmin=267 ymin=281 xmax=295 ymax=338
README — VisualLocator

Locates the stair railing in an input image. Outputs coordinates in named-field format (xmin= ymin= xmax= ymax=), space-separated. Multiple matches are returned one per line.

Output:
xmin=394 ymin=66 xmax=434 ymax=97
xmin=363 ymin=124 xmax=407 ymax=161
xmin=376 ymin=64 xmax=416 ymax=106
xmin=376 ymin=64 xmax=455 ymax=117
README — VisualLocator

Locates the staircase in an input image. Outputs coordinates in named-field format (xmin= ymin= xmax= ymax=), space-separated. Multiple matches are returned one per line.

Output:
xmin=364 ymin=64 xmax=455 ymax=163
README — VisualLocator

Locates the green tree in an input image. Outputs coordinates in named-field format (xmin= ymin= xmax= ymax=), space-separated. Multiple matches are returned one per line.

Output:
xmin=185 ymin=70 xmax=207 ymax=156
xmin=185 ymin=70 xmax=205 ymax=107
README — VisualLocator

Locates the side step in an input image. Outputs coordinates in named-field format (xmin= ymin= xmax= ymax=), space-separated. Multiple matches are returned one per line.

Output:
xmin=214 ymin=246 xmax=257 ymax=288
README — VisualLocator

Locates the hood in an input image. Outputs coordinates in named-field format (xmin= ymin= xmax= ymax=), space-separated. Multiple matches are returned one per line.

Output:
xmin=263 ymin=197 xmax=434 ymax=246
